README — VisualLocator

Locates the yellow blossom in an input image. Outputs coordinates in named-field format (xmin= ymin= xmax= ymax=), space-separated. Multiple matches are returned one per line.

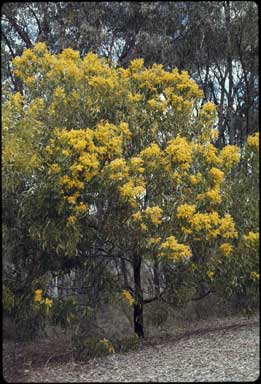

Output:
xmin=33 ymin=42 xmax=48 ymax=54
xmin=11 ymin=93 xmax=24 ymax=108
xmin=218 ymin=214 xmax=238 ymax=239
xmin=147 ymin=237 xmax=161 ymax=246
xmin=140 ymin=223 xmax=148 ymax=231
xmin=165 ymin=136 xmax=193 ymax=165
xmin=119 ymin=180 xmax=145 ymax=199
xmin=34 ymin=289 xmax=42 ymax=302
xmin=128 ymin=93 xmax=142 ymax=103
xmin=201 ymin=102 xmax=217 ymax=114
xmin=207 ymin=271 xmax=214 ymax=279
xmin=67 ymin=195 xmax=78 ymax=205
xmin=242 ymin=231 xmax=259 ymax=248
xmin=219 ymin=145 xmax=240 ymax=168
xmin=247 ymin=132 xmax=259 ymax=151
xmin=129 ymin=58 xmax=144 ymax=71
xmin=189 ymin=174 xmax=201 ymax=185
xmin=176 ymin=204 xmax=197 ymax=219
xmin=74 ymin=202 xmax=88 ymax=214
xmin=144 ymin=206 xmax=162 ymax=225
xmin=160 ymin=236 xmax=192 ymax=261
xmin=62 ymin=149 xmax=71 ymax=157
xmin=132 ymin=211 xmax=142 ymax=222
xmin=209 ymin=167 xmax=224 ymax=184
xmin=211 ymin=129 xmax=219 ymax=139
xmin=67 ymin=215 xmax=76 ymax=225
xmin=49 ymin=164 xmax=61 ymax=174
xmin=219 ymin=243 xmax=233 ymax=256
xmin=45 ymin=297 xmax=53 ymax=307
xmin=122 ymin=290 xmax=135 ymax=306
xmin=250 ymin=272 xmax=259 ymax=280
xmin=200 ymin=143 xmax=220 ymax=164
xmin=99 ymin=338 xmax=115 ymax=353
xmin=140 ymin=143 xmax=161 ymax=159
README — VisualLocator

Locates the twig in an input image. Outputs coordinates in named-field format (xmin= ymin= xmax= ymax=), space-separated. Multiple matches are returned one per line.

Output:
xmin=44 ymin=350 xmax=74 ymax=368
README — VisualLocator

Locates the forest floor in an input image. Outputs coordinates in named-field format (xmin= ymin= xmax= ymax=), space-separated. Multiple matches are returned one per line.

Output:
xmin=3 ymin=314 xmax=259 ymax=382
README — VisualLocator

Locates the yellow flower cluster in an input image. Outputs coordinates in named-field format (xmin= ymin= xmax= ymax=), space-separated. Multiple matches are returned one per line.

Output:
xmin=201 ymin=102 xmax=217 ymax=115
xmin=74 ymin=202 xmax=88 ymax=214
xmin=207 ymin=271 xmax=215 ymax=280
xmin=210 ymin=129 xmax=219 ymax=140
xmin=176 ymin=204 xmax=197 ymax=219
xmin=119 ymin=181 xmax=145 ymax=199
xmin=219 ymin=243 xmax=233 ymax=256
xmin=34 ymin=290 xmax=53 ymax=307
xmin=247 ymin=132 xmax=259 ymax=151
xmin=144 ymin=206 xmax=163 ymax=225
xmin=99 ymin=338 xmax=115 ymax=354
xmin=128 ymin=92 xmax=143 ymax=103
xmin=47 ymin=120 xmax=132 ymax=216
xmin=165 ymin=136 xmax=193 ymax=167
xmin=250 ymin=272 xmax=259 ymax=280
xmin=181 ymin=211 xmax=238 ymax=241
xmin=160 ymin=236 xmax=192 ymax=261
xmin=197 ymin=187 xmax=221 ymax=205
xmin=129 ymin=157 xmax=145 ymax=174
xmin=49 ymin=163 xmax=61 ymax=174
xmin=34 ymin=289 xmax=43 ymax=302
xmin=242 ymin=231 xmax=259 ymax=249
xmin=45 ymin=297 xmax=53 ymax=308
xmin=195 ymin=166 xmax=225 ymax=206
xmin=147 ymin=237 xmax=161 ymax=246
xmin=189 ymin=173 xmax=202 ymax=185
xmin=219 ymin=145 xmax=240 ymax=168
xmin=209 ymin=167 xmax=224 ymax=184
xmin=140 ymin=143 xmax=161 ymax=159
xmin=11 ymin=92 xmax=24 ymax=109
xmin=197 ymin=143 xmax=220 ymax=165
xmin=131 ymin=206 xmax=162 ymax=227
xmin=67 ymin=215 xmax=77 ymax=226
xmin=106 ymin=158 xmax=129 ymax=181
xmin=218 ymin=214 xmax=238 ymax=239
xmin=122 ymin=289 xmax=135 ymax=306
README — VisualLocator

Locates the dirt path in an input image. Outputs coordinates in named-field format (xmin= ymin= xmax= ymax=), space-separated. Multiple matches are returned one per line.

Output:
xmin=21 ymin=318 xmax=259 ymax=382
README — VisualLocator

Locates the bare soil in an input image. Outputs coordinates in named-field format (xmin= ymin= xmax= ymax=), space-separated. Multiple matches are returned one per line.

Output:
xmin=3 ymin=315 xmax=259 ymax=383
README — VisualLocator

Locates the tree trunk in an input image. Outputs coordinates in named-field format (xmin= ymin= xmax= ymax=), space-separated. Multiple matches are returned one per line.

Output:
xmin=133 ymin=253 xmax=144 ymax=338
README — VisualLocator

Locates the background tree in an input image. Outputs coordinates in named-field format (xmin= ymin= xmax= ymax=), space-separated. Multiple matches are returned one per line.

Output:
xmin=2 ymin=2 xmax=258 ymax=148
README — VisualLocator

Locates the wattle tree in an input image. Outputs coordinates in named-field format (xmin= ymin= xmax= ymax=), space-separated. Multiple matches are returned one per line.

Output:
xmin=3 ymin=43 xmax=258 ymax=338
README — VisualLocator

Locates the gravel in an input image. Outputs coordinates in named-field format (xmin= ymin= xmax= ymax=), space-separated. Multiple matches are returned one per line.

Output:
xmin=25 ymin=319 xmax=259 ymax=382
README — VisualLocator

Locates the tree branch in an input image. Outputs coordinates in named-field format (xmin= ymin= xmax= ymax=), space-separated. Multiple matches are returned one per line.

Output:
xmin=5 ymin=13 xmax=33 ymax=48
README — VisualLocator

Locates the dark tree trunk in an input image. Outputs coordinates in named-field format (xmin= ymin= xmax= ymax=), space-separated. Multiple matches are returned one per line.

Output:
xmin=133 ymin=253 xmax=144 ymax=338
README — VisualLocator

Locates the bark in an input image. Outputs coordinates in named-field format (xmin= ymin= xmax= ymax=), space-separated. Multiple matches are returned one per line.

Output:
xmin=133 ymin=253 xmax=144 ymax=338
xmin=224 ymin=1 xmax=235 ymax=145
xmin=121 ymin=257 xmax=130 ymax=288
xmin=153 ymin=258 xmax=160 ymax=296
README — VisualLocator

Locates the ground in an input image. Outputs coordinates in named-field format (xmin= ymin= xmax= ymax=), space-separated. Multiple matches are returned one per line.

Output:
xmin=3 ymin=315 xmax=259 ymax=382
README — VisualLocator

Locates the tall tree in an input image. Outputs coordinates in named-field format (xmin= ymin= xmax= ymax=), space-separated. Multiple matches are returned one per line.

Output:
xmin=3 ymin=43 xmax=250 ymax=337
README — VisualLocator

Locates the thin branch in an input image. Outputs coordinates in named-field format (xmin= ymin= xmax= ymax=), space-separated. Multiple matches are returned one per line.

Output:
xmin=5 ymin=13 xmax=33 ymax=48
xmin=191 ymin=289 xmax=213 ymax=301
xmin=1 ymin=29 xmax=16 ymax=58
xmin=26 ymin=3 xmax=42 ymax=39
